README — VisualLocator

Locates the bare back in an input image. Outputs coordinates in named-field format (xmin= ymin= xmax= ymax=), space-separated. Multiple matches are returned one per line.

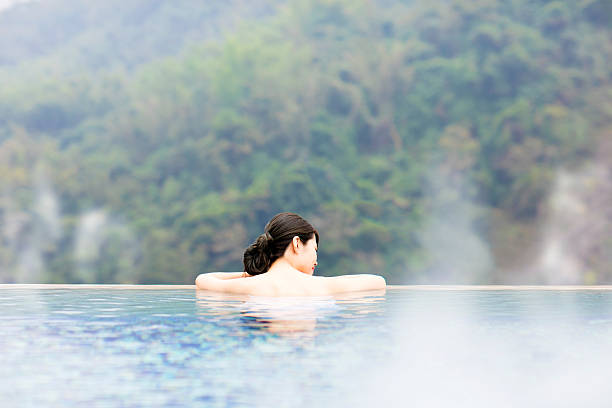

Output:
xmin=195 ymin=268 xmax=386 ymax=296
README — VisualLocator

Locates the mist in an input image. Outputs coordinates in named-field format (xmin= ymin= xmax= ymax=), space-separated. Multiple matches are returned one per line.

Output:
xmin=348 ymin=291 xmax=612 ymax=407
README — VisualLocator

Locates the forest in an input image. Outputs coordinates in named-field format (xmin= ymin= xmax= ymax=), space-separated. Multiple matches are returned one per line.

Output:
xmin=0 ymin=0 xmax=610 ymax=284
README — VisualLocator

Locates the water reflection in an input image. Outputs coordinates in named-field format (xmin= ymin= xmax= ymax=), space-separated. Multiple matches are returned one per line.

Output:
xmin=194 ymin=289 xmax=386 ymax=338
xmin=334 ymin=289 xmax=386 ymax=317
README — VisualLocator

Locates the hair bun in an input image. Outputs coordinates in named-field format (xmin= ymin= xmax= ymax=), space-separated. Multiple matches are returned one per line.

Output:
xmin=257 ymin=232 xmax=273 ymax=253
xmin=243 ymin=232 xmax=273 ymax=275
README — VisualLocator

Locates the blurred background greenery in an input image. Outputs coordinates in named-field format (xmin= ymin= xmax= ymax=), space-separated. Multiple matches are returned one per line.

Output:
xmin=0 ymin=0 xmax=610 ymax=284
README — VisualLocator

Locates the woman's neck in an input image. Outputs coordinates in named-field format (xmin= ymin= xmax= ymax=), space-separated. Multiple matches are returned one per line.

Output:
xmin=268 ymin=257 xmax=296 ymax=274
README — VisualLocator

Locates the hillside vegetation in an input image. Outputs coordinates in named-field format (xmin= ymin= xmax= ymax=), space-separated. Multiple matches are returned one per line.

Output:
xmin=0 ymin=0 xmax=610 ymax=284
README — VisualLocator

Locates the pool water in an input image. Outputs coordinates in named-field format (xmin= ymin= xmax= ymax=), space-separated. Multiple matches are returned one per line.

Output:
xmin=2 ymin=288 xmax=612 ymax=407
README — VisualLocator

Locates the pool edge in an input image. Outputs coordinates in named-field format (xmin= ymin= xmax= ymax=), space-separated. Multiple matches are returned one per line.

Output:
xmin=2 ymin=284 xmax=612 ymax=290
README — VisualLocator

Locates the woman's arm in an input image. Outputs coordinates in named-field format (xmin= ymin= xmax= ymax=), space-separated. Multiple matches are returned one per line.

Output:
xmin=322 ymin=274 xmax=386 ymax=294
xmin=197 ymin=272 xmax=248 ymax=281
xmin=195 ymin=272 xmax=251 ymax=293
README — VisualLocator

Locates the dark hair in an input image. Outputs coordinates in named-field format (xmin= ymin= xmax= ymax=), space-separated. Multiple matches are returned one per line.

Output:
xmin=243 ymin=212 xmax=319 ymax=276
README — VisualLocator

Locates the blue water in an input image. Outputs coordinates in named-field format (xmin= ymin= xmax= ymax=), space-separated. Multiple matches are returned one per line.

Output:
xmin=2 ymin=288 xmax=612 ymax=407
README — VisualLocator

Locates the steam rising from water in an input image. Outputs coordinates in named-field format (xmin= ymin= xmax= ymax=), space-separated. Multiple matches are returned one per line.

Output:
xmin=0 ymin=0 xmax=34 ymax=13
xmin=390 ymin=157 xmax=612 ymax=405
xmin=419 ymin=166 xmax=493 ymax=283
xmin=75 ymin=210 xmax=108 ymax=265
xmin=0 ymin=169 xmax=139 ymax=283
xmin=74 ymin=210 xmax=139 ymax=283
xmin=1 ymin=169 xmax=61 ymax=283
xmin=33 ymin=171 xmax=62 ymax=242
xmin=538 ymin=164 xmax=611 ymax=284
xmin=419 ymin=156 xmax=611 ymax=285
xmin=350 ymin=292 xmax=612 ymax=407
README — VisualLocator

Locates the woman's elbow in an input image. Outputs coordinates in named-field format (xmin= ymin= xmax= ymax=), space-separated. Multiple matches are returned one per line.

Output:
xmin=195 ymin=273 xmax=210 ymax=289
xmin=373 ymin=275 xmax=386 ymax=289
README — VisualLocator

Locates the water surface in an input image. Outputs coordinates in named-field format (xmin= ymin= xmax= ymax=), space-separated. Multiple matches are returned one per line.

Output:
xmin=1 ymin=288 xmax=611 ymax=407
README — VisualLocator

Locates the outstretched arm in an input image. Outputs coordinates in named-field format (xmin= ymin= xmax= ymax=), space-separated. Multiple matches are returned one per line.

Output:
xmin=195 ymin=272 xmax=251 ymax=292
xmin=323 ymin=274 xmax=386 ymax=294
xmin=196 ymin=272 xmax=248 ymax=281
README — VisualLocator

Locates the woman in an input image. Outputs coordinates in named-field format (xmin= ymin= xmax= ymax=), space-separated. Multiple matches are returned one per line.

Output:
xmin=195 ymin=212 xmax=386 ymax=296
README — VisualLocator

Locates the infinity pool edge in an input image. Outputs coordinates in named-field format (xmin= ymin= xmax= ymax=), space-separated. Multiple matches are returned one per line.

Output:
xmin=2 ymin=284 xmax=612 ymax=290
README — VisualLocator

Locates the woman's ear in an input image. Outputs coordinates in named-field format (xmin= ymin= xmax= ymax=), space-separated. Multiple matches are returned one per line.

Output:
xmin=292 ymin=236 xmax=300 ymax=252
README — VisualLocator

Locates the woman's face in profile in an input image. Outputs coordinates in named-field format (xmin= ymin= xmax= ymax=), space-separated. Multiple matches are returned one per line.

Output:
xmin=295 ymin=236 xmax=318 ymax=275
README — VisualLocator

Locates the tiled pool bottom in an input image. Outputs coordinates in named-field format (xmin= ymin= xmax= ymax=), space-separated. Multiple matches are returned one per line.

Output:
xmin=2 ymin=287 xmax=612 ymax=407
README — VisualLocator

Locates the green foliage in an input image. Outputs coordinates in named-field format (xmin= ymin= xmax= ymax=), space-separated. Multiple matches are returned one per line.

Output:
xmin=0 ymin=0 xmax=610 ymax=284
